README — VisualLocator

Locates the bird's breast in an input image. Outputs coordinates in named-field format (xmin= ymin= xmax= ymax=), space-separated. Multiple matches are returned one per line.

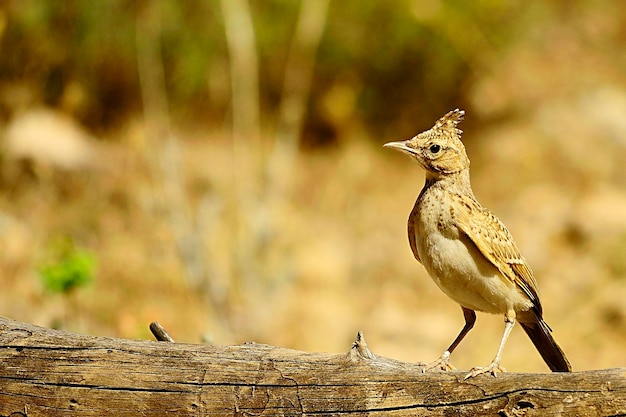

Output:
xmin=412 ymin=190 xmax=529 ymax=314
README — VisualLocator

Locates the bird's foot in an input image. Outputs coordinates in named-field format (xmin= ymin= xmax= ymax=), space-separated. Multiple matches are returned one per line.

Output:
xmin=464 ymin=361 xmax=506 ymax=379
xmin=419 ymin=351 xmax=456 ymax=372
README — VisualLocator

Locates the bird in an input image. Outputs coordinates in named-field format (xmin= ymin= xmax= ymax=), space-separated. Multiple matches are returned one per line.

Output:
xmin=383 ymin=109 xmax=571 ymax=378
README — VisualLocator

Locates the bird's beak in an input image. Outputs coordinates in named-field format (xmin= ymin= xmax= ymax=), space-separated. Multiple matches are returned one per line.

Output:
xmin=383 ymin=140 xmax=418 ymax=156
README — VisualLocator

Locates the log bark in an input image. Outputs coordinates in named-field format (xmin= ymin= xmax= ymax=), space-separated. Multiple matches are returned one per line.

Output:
xmin=0 ymin=316 xmax=624 ymax=416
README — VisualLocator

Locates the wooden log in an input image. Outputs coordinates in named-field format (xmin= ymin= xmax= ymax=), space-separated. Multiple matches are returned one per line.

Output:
xmin=0 ymin=316 xmax=624 ymax=416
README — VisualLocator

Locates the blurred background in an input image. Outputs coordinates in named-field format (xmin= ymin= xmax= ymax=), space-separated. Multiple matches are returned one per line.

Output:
xmin=1 ymin=1 xmax=625 ymax=373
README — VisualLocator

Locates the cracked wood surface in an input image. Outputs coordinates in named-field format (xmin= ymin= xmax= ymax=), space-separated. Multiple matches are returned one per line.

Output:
xmin=0 ymin=316 xmax=625 ymax=416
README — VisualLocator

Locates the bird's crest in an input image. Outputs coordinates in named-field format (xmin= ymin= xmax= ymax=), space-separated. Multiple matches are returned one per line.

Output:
xmin=432 ymin=108 xmax=465 ymax=138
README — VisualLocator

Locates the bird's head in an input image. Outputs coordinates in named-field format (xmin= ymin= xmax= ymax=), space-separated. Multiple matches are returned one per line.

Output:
xmin=384 ymin=109 xmax=469 ymax=177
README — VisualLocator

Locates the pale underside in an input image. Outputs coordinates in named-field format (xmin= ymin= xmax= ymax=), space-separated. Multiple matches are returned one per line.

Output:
xmin=417 ymin=227 xmax=533 ymax=314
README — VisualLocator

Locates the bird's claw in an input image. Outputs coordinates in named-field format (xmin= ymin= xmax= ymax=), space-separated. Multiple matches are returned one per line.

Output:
xmin=464 ymin=362 xmax=506 ymax=379
xmin=419 ymin=351 xmax=456 ymax=372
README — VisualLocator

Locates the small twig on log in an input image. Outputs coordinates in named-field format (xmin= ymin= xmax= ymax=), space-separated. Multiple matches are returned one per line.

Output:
xmin=350 ymin=330 xmax=375 ymax=360
xmin=149 ymin=321 xmax=175 ymax=342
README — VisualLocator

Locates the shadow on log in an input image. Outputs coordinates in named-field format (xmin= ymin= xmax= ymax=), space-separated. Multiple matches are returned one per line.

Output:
xmin=0 ymin=316 xmax=624 ymax=416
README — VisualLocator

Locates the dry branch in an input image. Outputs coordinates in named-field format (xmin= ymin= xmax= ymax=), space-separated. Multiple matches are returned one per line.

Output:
xmin=0 ymin=316 xmax=624 ymax=416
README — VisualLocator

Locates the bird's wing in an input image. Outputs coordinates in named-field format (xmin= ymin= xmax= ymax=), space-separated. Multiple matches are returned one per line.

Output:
xmin=452 ymin=193 xmax=542 ymax=314
xmin=408 ymin=201 xmax=421 ymax=263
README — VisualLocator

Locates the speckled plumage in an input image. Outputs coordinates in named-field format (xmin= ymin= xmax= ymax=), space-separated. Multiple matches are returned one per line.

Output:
xmin=384 ymin=109 xmax=571 ymax=378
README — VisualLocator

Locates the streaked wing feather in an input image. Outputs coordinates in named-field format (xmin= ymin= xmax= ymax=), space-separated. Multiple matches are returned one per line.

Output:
xmin=452 ymin=194 xmax=542 ymax=313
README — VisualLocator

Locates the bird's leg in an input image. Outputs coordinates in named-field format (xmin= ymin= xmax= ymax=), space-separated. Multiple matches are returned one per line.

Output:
xmin=422 ymin=307 xmax=476 ymax=372
xmin=464 ymin=311 xmax=515 ymax=379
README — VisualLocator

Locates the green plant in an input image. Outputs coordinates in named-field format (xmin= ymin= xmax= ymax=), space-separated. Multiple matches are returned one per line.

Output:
xmin=38 ymin=239 xmax=96 ymax=293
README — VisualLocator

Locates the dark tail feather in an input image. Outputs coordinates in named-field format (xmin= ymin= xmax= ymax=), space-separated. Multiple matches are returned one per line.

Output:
xmin=519 ymin=317 xmax=572 ymax=372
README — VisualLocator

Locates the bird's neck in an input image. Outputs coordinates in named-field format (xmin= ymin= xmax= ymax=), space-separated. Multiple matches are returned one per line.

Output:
xmin=423 ymin=168 xmax=474 ymax=197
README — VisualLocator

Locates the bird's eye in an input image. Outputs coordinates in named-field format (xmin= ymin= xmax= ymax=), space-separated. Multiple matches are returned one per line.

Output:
xmin=429 ymin=144 xmax=441 ymax=154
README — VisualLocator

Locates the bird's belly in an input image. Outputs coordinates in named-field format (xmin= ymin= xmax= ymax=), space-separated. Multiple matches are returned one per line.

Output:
xmin=417 ymin=231 xmax=529 ymax=314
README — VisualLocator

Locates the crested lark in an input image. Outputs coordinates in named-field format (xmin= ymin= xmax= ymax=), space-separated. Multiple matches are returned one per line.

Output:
xmin=384 ymin=109 xmax=571 ymax=378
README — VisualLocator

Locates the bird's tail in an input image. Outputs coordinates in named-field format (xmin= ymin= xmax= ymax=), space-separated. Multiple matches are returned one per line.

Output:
xmin=519 ymin=315 xmax=572 ymax=372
